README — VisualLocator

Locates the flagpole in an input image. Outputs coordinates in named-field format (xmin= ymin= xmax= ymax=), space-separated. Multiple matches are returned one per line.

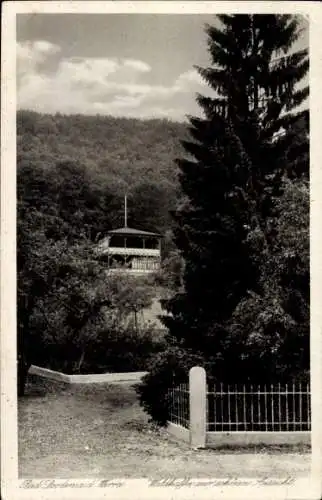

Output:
xmin=124 ymin=194 xmax=127 ymax=227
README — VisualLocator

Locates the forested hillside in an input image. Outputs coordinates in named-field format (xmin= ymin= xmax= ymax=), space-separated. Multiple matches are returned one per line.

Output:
xmin=17 ymin=110 xmax=188 ymax=240
xmin=18 ymin=110 xmax=191 ymax=381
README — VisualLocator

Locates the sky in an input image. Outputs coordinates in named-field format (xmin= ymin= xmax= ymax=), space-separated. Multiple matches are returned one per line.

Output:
xmin=16 ymin=14 xmax=309 ymax=122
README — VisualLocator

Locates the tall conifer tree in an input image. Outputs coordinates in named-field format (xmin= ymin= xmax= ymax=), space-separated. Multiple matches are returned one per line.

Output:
xmin=162 ymin=15 xmax=309 ymax=362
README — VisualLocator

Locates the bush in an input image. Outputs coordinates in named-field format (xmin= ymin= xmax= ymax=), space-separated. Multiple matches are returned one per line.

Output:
xmin=82 ymin=325 xmax=167 ymax=374
xmin=136 ymin=346 xmax=205 ymax=425
xmin=35 ymin=324 xmax=166 ymax=374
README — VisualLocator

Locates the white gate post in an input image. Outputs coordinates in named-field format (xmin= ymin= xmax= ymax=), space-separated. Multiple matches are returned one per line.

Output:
xmin=189 ymin=366 xmax=206 ymax=449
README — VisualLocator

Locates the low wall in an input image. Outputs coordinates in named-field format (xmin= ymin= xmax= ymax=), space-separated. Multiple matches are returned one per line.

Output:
xmin=165 ymin=426 xmax=310 ymax=449
xmin=29 ymin=365 xmax=148 ymax=384
xmin=167 ymin=422 xmax=190 ymax=444
xmin=206 ymin=431 xmax=311 ymax=448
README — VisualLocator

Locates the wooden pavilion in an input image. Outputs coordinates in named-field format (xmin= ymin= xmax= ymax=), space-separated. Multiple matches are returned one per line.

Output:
xmin=96 ymin=196 xmax=162 ymax=274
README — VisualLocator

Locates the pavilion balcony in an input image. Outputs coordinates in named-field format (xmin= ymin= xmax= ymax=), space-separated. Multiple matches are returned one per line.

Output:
xmin=103 ymin=247 xmax=161 ymax=257
xmin=107 ymin=268 xmax=157 ymax=274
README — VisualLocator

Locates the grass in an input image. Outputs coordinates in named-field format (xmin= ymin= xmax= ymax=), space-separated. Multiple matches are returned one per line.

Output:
xmin=19 ymin=375 xmax=311 ymax=479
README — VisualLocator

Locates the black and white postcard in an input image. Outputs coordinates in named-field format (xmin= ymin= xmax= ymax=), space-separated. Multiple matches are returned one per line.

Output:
xmin=1 ymin=2 xmax=322 ymax=499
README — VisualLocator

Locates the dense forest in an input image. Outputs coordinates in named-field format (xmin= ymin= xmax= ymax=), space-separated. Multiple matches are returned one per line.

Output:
xmin=17 ymin=110 xmax=188 ymax=240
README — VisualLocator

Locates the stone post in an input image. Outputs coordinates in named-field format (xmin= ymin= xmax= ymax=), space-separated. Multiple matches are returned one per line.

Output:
xmin=189 ymin=366 xmax=206 ymax=449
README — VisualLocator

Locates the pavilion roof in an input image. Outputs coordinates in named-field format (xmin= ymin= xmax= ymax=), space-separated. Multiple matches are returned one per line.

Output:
xmin=107 ymin=226 xmax=161 ymax=237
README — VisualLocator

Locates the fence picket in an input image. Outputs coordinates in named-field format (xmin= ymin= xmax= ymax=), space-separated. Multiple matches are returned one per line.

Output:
xmin=299 ymin=382 xmax=303 ymax=431
xmin=257 ymin=385 xmax=261 ymax=427
xmin=307 ymin=383 xmax=310 ymax=431
xmin=228 ymin=384 xmax=231 ymax=432
xmin=292 ymin=383 xmax=296 ymax=431
xmin=278 ymin=383 xmax=281 ymax=432
xmin=220 ymin=383 xmax=224 ymax=432
xmin=250 ymin=384 xmax=254 ymax=431
xmin=271 ymin=384 xmax=274 ymax=431
xmin=213 ymin=383 xmax=216 ymax=431
xmin=235 ymin=384 xmax=238 ymax=431
xmin=286 ymin=383 xmax=289 ymax=431
xmin=243 ymin=384 xmax=246 ymax=432
xmin=264 ymin=384 xmax=268 ymax=431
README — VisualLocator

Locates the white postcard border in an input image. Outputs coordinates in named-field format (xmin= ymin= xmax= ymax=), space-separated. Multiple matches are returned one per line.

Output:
xmin=1 ymin=2 xmax=322 ymax=499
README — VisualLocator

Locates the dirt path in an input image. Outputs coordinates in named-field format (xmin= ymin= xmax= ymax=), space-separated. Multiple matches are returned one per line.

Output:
xmin=18 ymin=375 xmax=311 ymax=479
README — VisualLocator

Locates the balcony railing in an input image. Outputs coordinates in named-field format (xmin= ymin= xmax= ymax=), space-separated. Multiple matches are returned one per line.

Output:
xmin=102 ymin=246 xmax=160 ymax=257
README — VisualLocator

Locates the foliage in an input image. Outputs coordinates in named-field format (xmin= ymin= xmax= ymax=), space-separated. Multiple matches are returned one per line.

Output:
xmin=17 ymin=110 xmax=186 ymax=237
xmin=162 ymin=13 xmax=308 ymax=359
xmin=139 ymin=178 xmax=309 ymax=420
xmin=17 ymin=110 xmax=186 ymax=391
xmin=75 ymin=326 xmax=166 ymax=375
xmin=139 ymin=14 xmax=309 ymax=422
xmin=226 ymin=178 xmax=309 ymax=384
xmin=38 ymin=322 xmax=166 ymax=375
xmin=129 ymin=180 xmax=178 ymax=234
xmin=155 ymin=230 xmax=185 ymax=292
xmin=18 ymin=229 xmax=163 ymax=374
xmin=18 ymin=157 xmax=128 ymax=242
xmin=17 ymin=223 xmax=110 ymax=377
xmin=102 ymin=272 xmax=155 ymax=329
xmin=17 ymin=204 xmax=163 ymax=390
xmin=136 ymin=346 xmax=205 ymax=425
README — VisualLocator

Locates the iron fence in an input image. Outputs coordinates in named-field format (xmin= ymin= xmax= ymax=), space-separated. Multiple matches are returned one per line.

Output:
xmin=207 ymin=383 xmax=311 ymax=432
xmin=167 ymin=383 xmax=189 ymax=428
xmin=167 ymin=381 xmax=311 ymax=432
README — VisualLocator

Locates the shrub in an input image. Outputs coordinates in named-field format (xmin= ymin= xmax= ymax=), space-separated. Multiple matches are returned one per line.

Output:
xmin=35 ymin=324 xmax=166 ymax=374
xmin=82 ymin=325 xmax=167 ymax=374
xmin=136 ymin=346 xmax=205 ymax=425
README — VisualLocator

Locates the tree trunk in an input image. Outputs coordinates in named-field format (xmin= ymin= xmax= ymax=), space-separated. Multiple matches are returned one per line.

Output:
xmin=134 ymin=311 xmax=138 ymax=333
xmin=18 ymin=353 xmax=31 ymax=397
xmin=75 ymin=349 xmax=86 ymax=373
